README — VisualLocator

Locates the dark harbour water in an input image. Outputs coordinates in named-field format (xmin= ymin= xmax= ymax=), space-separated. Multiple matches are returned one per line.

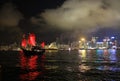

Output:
xmin=0 ymin=49 xmax=120 ymax=81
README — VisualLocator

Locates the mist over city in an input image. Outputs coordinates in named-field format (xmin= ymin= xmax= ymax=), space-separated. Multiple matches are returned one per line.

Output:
xmin=0 ymin=0 xmax=120 ymax=45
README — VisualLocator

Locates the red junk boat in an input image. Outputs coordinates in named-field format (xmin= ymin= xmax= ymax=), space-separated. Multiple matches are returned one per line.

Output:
xmin=21 ymin=33 xmax=45 ymax=56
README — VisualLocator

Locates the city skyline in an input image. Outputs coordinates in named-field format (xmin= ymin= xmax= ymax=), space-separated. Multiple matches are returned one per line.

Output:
xmin=1 ymin=0 xmax=120 ymax=44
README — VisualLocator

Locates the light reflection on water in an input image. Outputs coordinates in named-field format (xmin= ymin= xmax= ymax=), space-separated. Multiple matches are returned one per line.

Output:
xmin=78 ymin=49 xmax=120 ymax=72
xmin=0 ymin=49 xmax=120 ymax=81
xmin=44 ymin=49 xmax=120 ymax=81
xmin=19 ymin=51 xmax=45 ymax=81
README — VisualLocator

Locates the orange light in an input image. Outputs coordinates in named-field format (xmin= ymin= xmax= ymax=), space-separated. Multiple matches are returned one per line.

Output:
xmin=81 ymin=38 xmax=85 ymax=41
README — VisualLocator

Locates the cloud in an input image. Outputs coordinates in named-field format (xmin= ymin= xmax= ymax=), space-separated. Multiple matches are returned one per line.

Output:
xmin=0 ymin=3 xmax=23 ymax=27
xmin=0 ymin=3 xmax=23 ymax=44
xmin=40 ymin=0 xmax=120 ymax=32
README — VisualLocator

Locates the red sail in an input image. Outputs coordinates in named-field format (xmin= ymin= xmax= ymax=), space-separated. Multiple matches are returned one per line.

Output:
xmin=41 ymin=42 xmax=45 ymax=48
xmin=21 ymin=38 xmax=27 ymax=48
xmin=21 ymin=34 xmax=27 ymax=48
xmin=28 ymin=33 xmax=36 ymax=46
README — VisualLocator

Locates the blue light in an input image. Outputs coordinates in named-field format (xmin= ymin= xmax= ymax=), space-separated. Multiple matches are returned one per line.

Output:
xmin=111 ymin=37 xmax=115 ymax=39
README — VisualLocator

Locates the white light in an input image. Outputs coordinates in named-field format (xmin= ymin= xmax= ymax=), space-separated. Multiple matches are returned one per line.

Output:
xmin=111 ymin=37 xmax=115 ymax=39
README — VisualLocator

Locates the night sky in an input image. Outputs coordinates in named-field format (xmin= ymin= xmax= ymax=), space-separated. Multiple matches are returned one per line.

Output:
xmin=1 ymin=0 xmax=120 ymax=45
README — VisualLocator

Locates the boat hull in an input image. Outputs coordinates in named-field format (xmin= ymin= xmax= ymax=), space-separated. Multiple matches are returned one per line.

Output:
xmin=21 ymin=48 xmax=45 ymax=56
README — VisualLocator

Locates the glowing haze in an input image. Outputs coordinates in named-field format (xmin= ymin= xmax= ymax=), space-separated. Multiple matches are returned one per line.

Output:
xmin=40 ymin=0 xmax=120 ymax=32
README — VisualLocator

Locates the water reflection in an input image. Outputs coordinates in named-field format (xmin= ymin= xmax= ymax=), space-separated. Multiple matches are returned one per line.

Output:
xmin=78 ymin=49 xmax=117 ymax=63
xmin=109 ymin=49 xmax=117 ymax=63
xmin=78 ymin=50 xmax=87 ymax=62
xmin=96 ymin=49 xmax=120 ymax=72
xmin=96 ymin=49 xmax=104 ymax=61
xmin=79 ymin=64 xmax=91 ymax=72
xmin=0 ymin=50 xmax=120 ymax=81
xmin=96 ymin=49 xmax=117 ymax=63
xmin=78 ymin=49 xmax=119 ymax=72
xmin=19 ymin=51 xmax=45 ymax=81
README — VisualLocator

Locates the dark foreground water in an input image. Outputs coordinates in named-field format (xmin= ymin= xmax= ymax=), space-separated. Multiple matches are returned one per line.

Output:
xmin=0 ymin=49 xmax=120 ymax=81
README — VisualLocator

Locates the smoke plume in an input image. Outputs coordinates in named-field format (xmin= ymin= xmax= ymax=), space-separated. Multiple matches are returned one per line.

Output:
xmin=40 ymin=0 xmax=120 ymax=32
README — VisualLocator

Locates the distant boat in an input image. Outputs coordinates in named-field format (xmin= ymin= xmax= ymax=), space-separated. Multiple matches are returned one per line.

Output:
xmin=21 ymin=33 xmax=45 ymax=56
